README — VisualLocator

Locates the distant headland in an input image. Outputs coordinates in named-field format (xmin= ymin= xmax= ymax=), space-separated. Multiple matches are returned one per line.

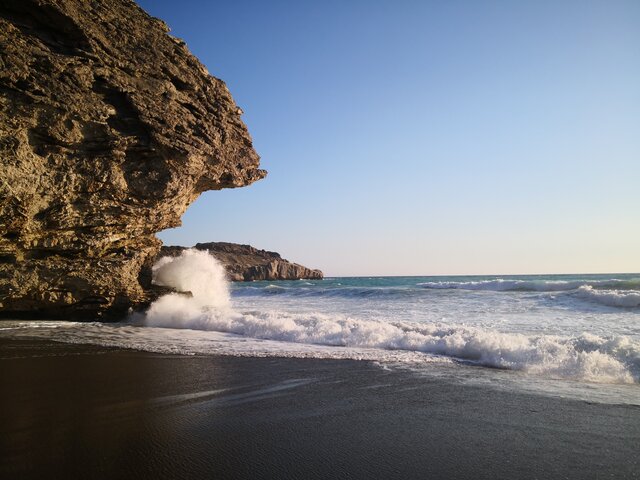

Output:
xmin=159 ymin=243 xmax=323 ymax=282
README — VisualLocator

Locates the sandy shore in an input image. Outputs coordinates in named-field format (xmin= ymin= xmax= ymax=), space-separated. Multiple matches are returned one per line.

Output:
xmin=1 ymin=337 xmax=639 ymax=479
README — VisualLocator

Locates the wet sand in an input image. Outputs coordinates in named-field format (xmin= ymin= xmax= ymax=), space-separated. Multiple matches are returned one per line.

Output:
xmin=1 ymin=338 xmax=639 ymax=479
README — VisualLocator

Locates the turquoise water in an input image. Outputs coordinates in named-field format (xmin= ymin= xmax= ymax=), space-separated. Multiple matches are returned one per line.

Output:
xmin=238 ymin=273 xmax=640 ymax=292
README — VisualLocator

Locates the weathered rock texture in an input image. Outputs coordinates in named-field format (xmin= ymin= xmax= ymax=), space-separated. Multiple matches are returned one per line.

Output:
xmin=0 ymin=0 xmax=265 ymax=318
xmin=160 ymin=243 xmax=323 ymax=282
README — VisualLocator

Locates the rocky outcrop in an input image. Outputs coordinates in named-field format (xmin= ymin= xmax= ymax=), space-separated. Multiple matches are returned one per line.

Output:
xmin=0 ymin=0 xmax=265 ymax=319
xmin=160 ymin=243 xmax=324 ymax=282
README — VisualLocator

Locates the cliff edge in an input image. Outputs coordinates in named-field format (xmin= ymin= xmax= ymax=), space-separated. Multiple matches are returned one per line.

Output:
xmin=0 ymin=0 xmax=266 ymax=318
xmin=160 ymin=243 xmax=324 ymax=282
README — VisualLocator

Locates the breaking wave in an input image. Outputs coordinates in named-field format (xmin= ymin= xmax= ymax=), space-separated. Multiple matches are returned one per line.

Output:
xmin=417 ymin=278 xmax=640 ymax=292
xmin=142 ymin=251 xmax=640 ymax=384
xmin=234 ymin=278 xmax=640 ymax=309
xmin=147 ymin=250 xmax=232 ymax=328
xmin=576 ymin=286 xmax=640 ymax=308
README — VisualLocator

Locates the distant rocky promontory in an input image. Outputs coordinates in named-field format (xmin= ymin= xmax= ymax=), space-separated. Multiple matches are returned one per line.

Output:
xmin=159 ymin=243 xmax=323 ymax=282
xmin=0 ymin=0 xmax=265 ymax=319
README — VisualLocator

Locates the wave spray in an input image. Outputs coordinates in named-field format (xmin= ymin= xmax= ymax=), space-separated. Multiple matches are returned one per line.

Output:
xmin=145 ymin=249 xmax=233 ymax=329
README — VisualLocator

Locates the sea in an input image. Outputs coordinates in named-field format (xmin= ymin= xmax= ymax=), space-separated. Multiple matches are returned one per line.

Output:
xmin=2 ymin=249 xmax=639 ymax=404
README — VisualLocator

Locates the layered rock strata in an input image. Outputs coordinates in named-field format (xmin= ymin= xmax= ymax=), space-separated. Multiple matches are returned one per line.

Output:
xmin=0 ymin=0 xmax=265 ymax=318
xmin=160 ymin=243 xmax=323 ymax=282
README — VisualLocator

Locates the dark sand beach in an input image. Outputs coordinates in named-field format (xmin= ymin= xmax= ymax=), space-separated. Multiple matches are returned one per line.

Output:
xmin=1 ymin=337 xmax=639 ymax=480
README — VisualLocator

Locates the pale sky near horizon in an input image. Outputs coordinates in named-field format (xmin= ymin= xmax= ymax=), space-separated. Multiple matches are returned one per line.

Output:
xmin=138 ymin=0 xmax=640 ymax=277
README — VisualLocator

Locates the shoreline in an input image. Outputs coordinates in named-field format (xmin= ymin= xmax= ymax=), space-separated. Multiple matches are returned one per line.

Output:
xmin=2 ymin=338 xmax=639 ymax=479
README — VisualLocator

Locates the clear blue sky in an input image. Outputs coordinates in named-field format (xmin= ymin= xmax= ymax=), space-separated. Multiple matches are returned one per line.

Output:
xmin=139 ymin=0 xmax=640 ymax=276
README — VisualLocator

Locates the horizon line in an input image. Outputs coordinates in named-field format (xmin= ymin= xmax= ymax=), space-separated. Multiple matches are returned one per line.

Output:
xmin=320 ymin=272 xmax=640 ymax=279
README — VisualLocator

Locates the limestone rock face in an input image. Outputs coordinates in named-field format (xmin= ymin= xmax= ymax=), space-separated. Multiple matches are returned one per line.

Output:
xmin=160 ymin=243 xmax=324 ymax=282
xmin=0 ymin=0 xmax=266 ymax=318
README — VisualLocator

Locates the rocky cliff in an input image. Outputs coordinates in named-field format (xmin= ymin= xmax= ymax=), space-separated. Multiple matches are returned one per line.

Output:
xmin=160 ymin=243 xmax=323 ymax=282
xmin=0 ymin=0 xmax=266 ymax=319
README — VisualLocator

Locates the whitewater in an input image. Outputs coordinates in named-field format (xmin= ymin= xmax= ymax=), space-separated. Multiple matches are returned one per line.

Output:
xmin=2 ymin=250 xmax=639 ymax=402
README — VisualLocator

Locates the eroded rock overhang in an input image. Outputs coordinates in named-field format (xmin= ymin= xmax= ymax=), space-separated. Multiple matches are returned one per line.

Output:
xmin=0 ymin=0 xmax=266 ymax=319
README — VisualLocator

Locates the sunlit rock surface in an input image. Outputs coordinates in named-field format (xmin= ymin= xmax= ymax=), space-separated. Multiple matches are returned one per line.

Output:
xmin=0 ymin=0 xmax=265 ymax=319
xmin=160 ymin=243 xmax=323 ymax=282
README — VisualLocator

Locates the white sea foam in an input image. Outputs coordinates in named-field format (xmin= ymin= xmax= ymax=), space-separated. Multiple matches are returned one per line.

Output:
xmin=576 ymin=286 xmax=640 ymax=308
xmin=146 ymin=250 xmax=232 ymax=329
xmin=137 ymin=250 xmax=640 ymax=384
xmin=151 ymin=249 xmax=231 ymax=308
xmin=162 ymin=309 xmax=640 ymax=384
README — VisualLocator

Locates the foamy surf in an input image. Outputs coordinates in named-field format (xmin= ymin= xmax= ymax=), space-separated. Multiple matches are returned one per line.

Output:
xmin=149 ymin=309 xmax=640 ymax=384
xmin=128 ymin=250 xmax=640 ymax=385
xmin=2 ymin=252 xmax=637 ymax=396
xmin=576 ymin=286 xmax=640 ymax=308
xmin=2 ymin=312 xmax=639 ymax=387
